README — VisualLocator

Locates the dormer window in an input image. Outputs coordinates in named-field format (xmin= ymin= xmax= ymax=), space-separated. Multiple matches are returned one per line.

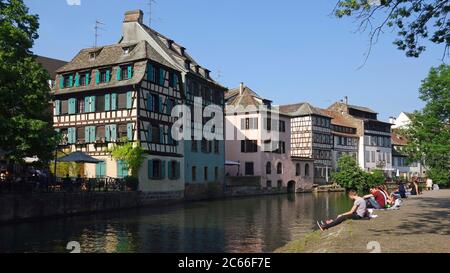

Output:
xmin=195 ymin=65 xmax=200 ymax=74
xmin=89 ymin=52 xmax=97 ymax=60
xmin=184 ymin=60 xmax=191 ymax=70
xmin=122 ymin=45 xmax=136 ymax=55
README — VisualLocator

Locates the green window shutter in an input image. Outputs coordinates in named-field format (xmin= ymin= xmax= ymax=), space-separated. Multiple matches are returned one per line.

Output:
xmin=68 ymin=127 xmax=76 ymax=144
xmin=95 ymin=71 xmax=100 ymax=85
xmin=147 ymin=125 xmax=153 ymax=142
xmin=172 ymin=74 xmax=178 ymax=88
xmin=68 ymin=75 xmax=73 ymax=87
xmin=85 ymin=127 xmax=90 ymax=143
xmin=168 ymin=161 xmax=173 ymax=180
xmin=116 ymin=67 xmax=122 ymax=81
xmin=90 ymin=96 xmax=96 ymax=112
xmin=106 ymin=69 xmax=111 ymax=82
xmin=127 ymin=123 xmax=133 ymax=141
xmin=176 ymin=162 xmax=181 ymax=179
xmin=126 ymin=91 xmax=133 ymax=109
xmin=84 ymin=97 xmax=90 ymax=113
xmin=90 ymin=126 xmax=96 ymax=142
xmin=111 ymin=93 xmax=117 ymax=110
xmin=75 ymin=73 xmax=80 ymax=87
xmin=85 ymin=72 xmax=90 ymax=86
xmin=159 ymin=125 xmax=164 ymax=144
xmin=104 ymin=94 xmax=110 ymax=111
xmin=96 ymin=162 xmax=105 ymax=178
xmin=147 ymin=64 xmax=154 ymax=82
xmin=68 ymin=98 xmax=77 ymax=114
xmin=127 ymin=65 xmax=133 ymax=79
xmin=110 ymin=124 xmax=117 ymax=142
xmin=168 ymin=127 xmax=174 ymax=145
xmin=160 ymin=160 xmax=166 ymax=179
xmin=117 ymin=160 xmax=123 ymax=178
xmin=55 ymin=100 xmax=60 ymax=115
xmin=59 ymin=76 xmax=65 ymax=89
xmin=148 ymin=160 xmax=153 ymax=179
xmin=158 ymin=96 xmax=163 ymax=113
xmin=159 ymin=68 xmax=165 ymax=86
xmin=147 ymin=93 xmax=153 ymax=111
xmin=166 ymin=99 xmax=172 ymax=115
xmin=105 ymin=125 xmax=111 ymax=142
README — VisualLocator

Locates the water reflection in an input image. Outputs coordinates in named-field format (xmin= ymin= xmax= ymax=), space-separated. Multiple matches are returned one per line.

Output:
xmin=0 ymin=192 xmax=351 ymax=253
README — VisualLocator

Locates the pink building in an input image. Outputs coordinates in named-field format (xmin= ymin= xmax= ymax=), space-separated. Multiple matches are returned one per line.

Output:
xmin=225 ymin=83 xmax=314 ymax=192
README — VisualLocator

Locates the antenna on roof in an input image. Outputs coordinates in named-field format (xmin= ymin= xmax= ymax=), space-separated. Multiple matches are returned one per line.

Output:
xmin=147 ymin=0 xmax=156 ymax=27
xmin=93 ymin=20 xmax=105 ymax=48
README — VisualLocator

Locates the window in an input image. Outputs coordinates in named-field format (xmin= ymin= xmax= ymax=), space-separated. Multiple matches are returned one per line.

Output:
xmin=118 ymin=124 xmax=128 ymax=139
xmin=245 ymin=162 xmax=254 ymax=176
xmin=279 ymin=120 xmax=286 ymax=132
xmin=96 ymin=161 xmax=106 ymax=178
xmin=78 ymin=99 xmax=85 ymax=113
xmin=64 ymin=75 xmax=73 ymax=88
xmin=266 ymin=162 xmax=271 ymax=174
xmin=241 ymin=139 xmax=258 ymax=153
xmin=277 ymin=180 xmax=283 ymax=188
xmin=266 ymin=180 xmax=272 ymax=189
xmin=365 ymin=151 xmax=370 ymax=163
xmin=79 ymin=73 xmax=88 ymax=86
xmin=192 ymin=166 xmax=197 ymax=182
xmin=371 ymin=151 xmax=375 ymax=162
xmin=214 ymin=140 xmax=219 ymax=154
xmin=99 ymin=69 xmax=110 ymax=83
xmin=117 ymin=160 xmax=128 ymax=178
xmin=119 ymin=65 xmax=133 ymax=80
xmin=60 ymin=100 xmax=68 ymax=115
xmin=152 ymin=160 xmax=161 ymax=179
xmin=96 ymin=95 xmax=105 ymax=112
xmin=204 ymin=167 xmax=208 ymax=182
xmin=264 ymin=118 xmax=272 ymax=131
xmin=214 ymin=167 xmax=219 ymax=181
xmin=305 ymin=163 xmax=310 ymax=177
xmin=76 ymin=127 xmax=85 ymax=143
xmin=150 ymin=124 xmax=161 ymax=143
xmin=277 ymin=162 xmax=283 ymax=174
xmin=296 ymin=163 xmax=301 ymax=176
xmin=147 ymin=93 xmax=159 ymax=112
xmin=96 ymin=125 xmax=105 ymax=142
xmin=191 ymin=140 xmax=198 ymax=152
xmin=241 ymin=117 xmax=258 ymax=130
xmin=117 ymin=93 xmax=127 ymax=109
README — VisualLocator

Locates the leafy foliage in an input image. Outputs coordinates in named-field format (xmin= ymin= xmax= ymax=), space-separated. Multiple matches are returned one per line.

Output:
xmin=109 ymin=139 xmax=145 ymax=177
xmin=332 ymin=155 xmax=368 ymax=192
xmin=401 ymin=65 xmax=450 ymax=186
xmin=367 ymin=169 xmax=386 ymax=187
xmin=334 ymin=0 xmax=450 ymax=58
xmin=0 ymin=0 xmax=58 ymax=164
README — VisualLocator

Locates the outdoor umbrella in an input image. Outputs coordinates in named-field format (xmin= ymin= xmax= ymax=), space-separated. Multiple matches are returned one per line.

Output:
xmin=57 ymin=151 xmax=102 ymax=164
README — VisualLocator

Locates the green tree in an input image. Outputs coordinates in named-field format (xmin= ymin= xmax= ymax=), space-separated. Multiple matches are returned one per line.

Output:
xmin=334 ymin=0 xmax=449 ymax=58
xmin=401 ymin=65 xmax=450 ymax=186
xmin=0 ymin=0 xmax=58 ymax=165
xmin=331 ymin=154 xmax=369 ymax=192
xmin=367 ymin=169 xmax=386 ymax=187
xmin=109 ymin=139 xmax=145 ymax=177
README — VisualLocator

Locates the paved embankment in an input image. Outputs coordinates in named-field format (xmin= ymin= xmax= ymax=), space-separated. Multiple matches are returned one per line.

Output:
xmin=276 ymin=189 xmax=450 ymax=253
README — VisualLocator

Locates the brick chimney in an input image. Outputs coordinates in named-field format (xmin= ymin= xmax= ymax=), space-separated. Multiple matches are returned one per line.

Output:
xmin=124 ymin=10 xmax=144 ymax=24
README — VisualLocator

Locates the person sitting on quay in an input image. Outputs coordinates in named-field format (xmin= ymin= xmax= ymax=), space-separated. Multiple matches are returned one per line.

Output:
xmin=410 ymin=178 xmax=421 ymax=196
xmin=392 ymin=180 xmax=407 ymax=199
xmin=363 ymin=186 xmax=387 ymax=209
xmin=317 ymin=189 xmax=367 ymax=231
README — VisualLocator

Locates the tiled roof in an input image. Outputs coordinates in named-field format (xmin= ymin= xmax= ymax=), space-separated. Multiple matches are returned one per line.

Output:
xmin=280 ymin=102 xmax=331 ymax=117
xmin=225 ymin=86 xmax=265 ymax=107
xmin=56 ymin=41 xmax=175 ymax=73
xmin=51 ymin=60 xmax=148 ymax=95
xmin=391 ymin=130 xmax=409 ymax=146
xmin=348 ymin=104 xmax=378 ymax=114
xmin=319 ymin=109 xmax=357 ymax=129
xmin=36 ymin=56 xmax=67 ymax=79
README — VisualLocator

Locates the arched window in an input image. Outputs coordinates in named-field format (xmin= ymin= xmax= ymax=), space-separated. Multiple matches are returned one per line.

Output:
xmin=266 ymin=162 xmax=271 ymax=174
xmin=277 ymin=162 xmax=283 ymax=174
xmin=305 ymin=163 xmax=310 ymax=177
xmin=295 ymin=163 xmax=301 ymax=176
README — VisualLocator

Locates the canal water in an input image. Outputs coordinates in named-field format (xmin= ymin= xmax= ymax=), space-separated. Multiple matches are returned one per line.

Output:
xmin=0 ymin=192 xmax=351 ymax=253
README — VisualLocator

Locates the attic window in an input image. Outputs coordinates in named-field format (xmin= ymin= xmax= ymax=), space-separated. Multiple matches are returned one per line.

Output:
xmin=89 ymin=52 xmax=97 ymax=60
xmin=122 ymin=45 xmax=136 ymax=55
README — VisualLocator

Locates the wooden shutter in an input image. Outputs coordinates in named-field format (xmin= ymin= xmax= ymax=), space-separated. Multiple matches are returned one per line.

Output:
xmin=95 ymin=70 xmax=100 ymax=84
xmin=147 ymin=93 xmax=153 ymax=111
xmin=90 ymin=96 xmax=96 ymax=112
xmin=68 ymin=75 xmax=73 ymax=87
xmin=89 ymin=126 xmax=96 ymax=142
xmin=127 ymin=65 xmax=132 ymax=79
xmin=104 ymin=94 xmax=110 ymax=111
xmin=111 ymin=93 xmax=117 ymax=110
xmin=148 ymin=160 xmax=153 ymax=179
xmin=85 ymin=72 xmax=90 ymax=86
xmin=160 ymin=160 xmax=166 ymax=179
xmin=75 ymin=73 xmax=80 ymax=87
xmin=126 ymin=91 xmax=133 ymax=109
xmin=106 ymin=69 xmax=110 ymax=82
xmin=116 ymin=67 xmax=122 ymax=81
xmin=127 ymin=123 xmax=133 ymax=141
xmin=110 ymin=124 xmax=117 ymax=142
xmin=59 ymin=76 xmax=64 ymax=89
xmin=55 ymin=100 xmax=60 ymax=115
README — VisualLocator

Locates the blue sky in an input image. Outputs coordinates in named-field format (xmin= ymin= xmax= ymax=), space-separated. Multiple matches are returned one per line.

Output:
xmin=25 ymin=0 xmax=447 ymax=121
